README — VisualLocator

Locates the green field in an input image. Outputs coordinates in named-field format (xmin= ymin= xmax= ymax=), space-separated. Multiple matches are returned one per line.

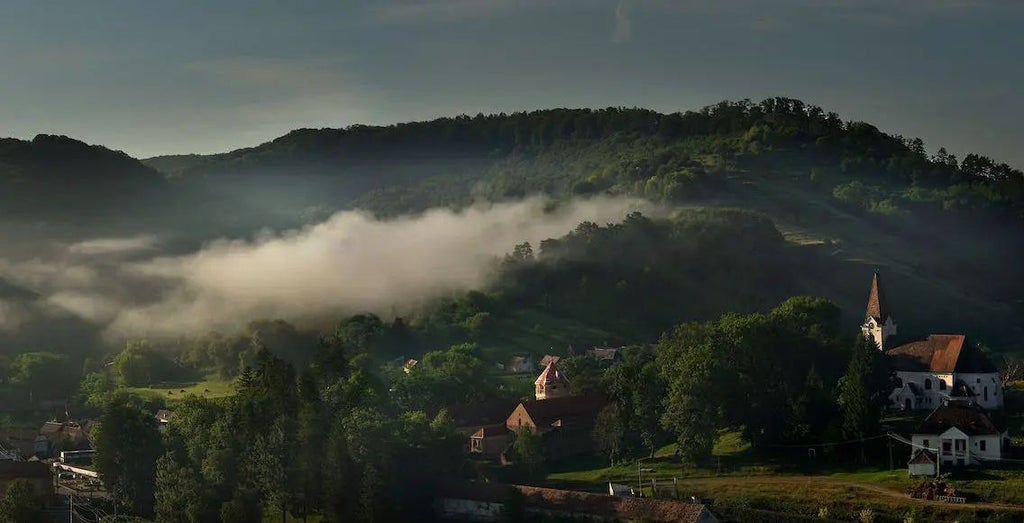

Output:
xmin=125 ymin=374 xmax=235 ymax=405
xmin=540 ymin=431 xmax=1024 ymax=522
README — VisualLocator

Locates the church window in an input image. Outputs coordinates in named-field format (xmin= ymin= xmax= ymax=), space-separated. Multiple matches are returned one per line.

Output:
xmin=939 ymin=380 xmax=946 ymax=390
xmin=924 ymin=379 xmax=932 ymax=390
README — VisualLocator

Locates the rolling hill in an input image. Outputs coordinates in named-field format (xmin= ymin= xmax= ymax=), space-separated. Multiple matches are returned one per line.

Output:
xmin=0 ymin=98 xmax=1021 ymax=354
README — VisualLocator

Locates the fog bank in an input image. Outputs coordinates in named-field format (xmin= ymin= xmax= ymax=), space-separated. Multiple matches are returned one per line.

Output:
xmin=0 ymin=196 xmax=658 ymax=340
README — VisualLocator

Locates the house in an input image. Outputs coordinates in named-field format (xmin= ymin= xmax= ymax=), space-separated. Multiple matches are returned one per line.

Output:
xmin=534 ymin=360 xmax=570 ymax=400
xmin=587 ymin=347 xmax=625 ymax=366
xmin=36 ymin=421 xmax=94 ymax=457
xmin=538 ymin=354 xmax=560 ymax=370
xmin=469 ymin=425 xmax=511 ymax=459
xmin=444 ymin=399 xmax=520 ymax=457
xmin=506 ymin=395 xmax=607 ymax=460
xmin=908 ymin=449 xmax=938 ymax=477
xmin=403 ymin=359 xmax=419 ymax=374
xmin=433 ymin=481 xmax=718 ymax=523
xmin=0 ymin=461 xmax=53 ymax=501
xmin=506 ymin=355 xmax=534 ymax=374
xmin=857 ymin=273 xmax=1002 ymax=411
xmin=155 ymin=409 xmax=175 ymax=432
xmin=861 ymin=271 xmax=898 ymax=350
xmin=910 ymin=402 xmax=1007 ymax=469
xmin=887 ymin=335 xmax=1002 ymax=410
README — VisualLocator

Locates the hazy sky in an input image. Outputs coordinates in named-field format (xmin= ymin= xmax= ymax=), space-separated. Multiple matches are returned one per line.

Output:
xmin=3 ymin=0 xmax=1022 ymax=165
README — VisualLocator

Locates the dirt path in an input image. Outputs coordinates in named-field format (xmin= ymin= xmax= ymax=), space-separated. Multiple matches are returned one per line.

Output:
xmin=675 ymin=476 xmax=1024 ymax=512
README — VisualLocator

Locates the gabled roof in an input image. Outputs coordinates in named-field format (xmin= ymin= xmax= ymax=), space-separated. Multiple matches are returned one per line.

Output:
xmin=915 ymin=403 xmax=1002 ymax=436
xmin=471 ymin=424 xmax=509 ymax=438
xmin=865 ymin=272 xmax=890 ymax=322
xmin=886 ymin=335 xmax=996 ymax=373
xmin=540 ymin=355 xmax=561 ymax=368
xmin=514 ymin=395 xmax=606 ymax=429
xmin=909 ymin=449 xmax=936 ymax=465
xmin=535 ymin=360 xmax=569 ymax=387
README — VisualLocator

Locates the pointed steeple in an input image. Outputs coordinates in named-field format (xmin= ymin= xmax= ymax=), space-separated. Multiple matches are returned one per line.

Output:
xmin=862 ymin=271 xmax=897 ymax=350
xmin=535 ymin=360 xmax=570 ymax=400
xmin=865 ymin=271 xmax=889 ymax=322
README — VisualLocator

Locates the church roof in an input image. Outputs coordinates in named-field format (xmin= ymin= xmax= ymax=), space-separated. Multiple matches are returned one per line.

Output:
xmin=886 ymin=334 xmax=996 ymax=374
xmin=535 ymin=360 xmax=569 ymax=387
xmin=865 ymin=272 xmax=890 ymax=322
xmin=915 ymin=402 xmax=1002 ymax=436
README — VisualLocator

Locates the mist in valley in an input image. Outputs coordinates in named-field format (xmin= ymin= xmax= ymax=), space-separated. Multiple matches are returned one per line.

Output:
xmin=0 ymin=196 xmax=658 ymax=345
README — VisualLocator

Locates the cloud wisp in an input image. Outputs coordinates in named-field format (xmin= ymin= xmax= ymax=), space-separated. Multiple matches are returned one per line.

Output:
xmin=0 ymin=196 xmax=658 ymax=340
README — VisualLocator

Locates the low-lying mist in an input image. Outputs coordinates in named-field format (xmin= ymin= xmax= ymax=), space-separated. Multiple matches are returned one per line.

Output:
xmin=0 ymin=196 xmax=659 ymax=342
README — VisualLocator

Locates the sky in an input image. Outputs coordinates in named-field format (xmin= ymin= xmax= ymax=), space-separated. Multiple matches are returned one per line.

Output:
xmin=2 ymin=0 xmax=1022 ymax=166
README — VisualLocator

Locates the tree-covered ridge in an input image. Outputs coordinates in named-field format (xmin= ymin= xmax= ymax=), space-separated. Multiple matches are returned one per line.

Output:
xmin=153 ymin=98 xmax=1024 ymax=220
xmin=0 ymin=134 xmax=168 ymax=222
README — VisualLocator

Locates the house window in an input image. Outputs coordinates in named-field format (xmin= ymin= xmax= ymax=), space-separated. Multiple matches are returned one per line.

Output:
xmin=977 ymin=378 xmax=981 ymax=384
xmin=981 ymin=440 xmax=987 ymax=452
xmin=923 ymin=439 xmax=930 ymax=449
xmin=925 ymin=379 xmax=932 ymax=390
xmin=939 ymin=380 xmax=947 ymax=391
xmin=471 ymin=438 xmax=482 ymax=452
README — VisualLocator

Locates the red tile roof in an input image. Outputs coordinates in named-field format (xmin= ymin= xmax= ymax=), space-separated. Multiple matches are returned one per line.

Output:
xmin=887 ymin=335 xmax=996 ymax=373
xmin=514 ymin=395 xmax=606 ymax=430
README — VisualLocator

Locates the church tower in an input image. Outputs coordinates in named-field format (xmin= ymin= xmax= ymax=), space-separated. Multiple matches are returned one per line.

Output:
xmin=535 ymin=360 xmax=570 ymax=400
xmin=862 ymin=271 xmax=897 ymax=350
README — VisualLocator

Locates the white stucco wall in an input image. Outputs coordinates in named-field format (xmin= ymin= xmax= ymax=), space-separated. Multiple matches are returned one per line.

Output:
xmin=909 ymin=462 xmax=936 ymax=476
xmin=912 ymin=429 xmax=1002 ymax=466
xmin=891 ymin=371 xmax=1002 ymax=410
xmin=862 ymin=317 xmax=898 ymax=350
xmin=958 ymin=373 xmax=1003 ymax=409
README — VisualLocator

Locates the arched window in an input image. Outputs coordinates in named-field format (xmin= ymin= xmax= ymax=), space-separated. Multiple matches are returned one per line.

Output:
xmin=939 ymin=380 xmax=946 ymax=391
xmin=925 ymin=379 xmax=932 ymax=390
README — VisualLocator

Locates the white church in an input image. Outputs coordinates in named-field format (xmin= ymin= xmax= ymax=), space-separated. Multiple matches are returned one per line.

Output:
xmin=860 ymin=272 xmax=1003 ymax=411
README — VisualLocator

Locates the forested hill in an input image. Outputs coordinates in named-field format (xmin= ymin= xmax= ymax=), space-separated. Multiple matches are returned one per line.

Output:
xmin=139 ymin=98 xmax=1024 ymax=349
xmin=0 ymin=135 xmax=168 ymax=222
xmin=1 ymin=98 xmax=1022 ymax=351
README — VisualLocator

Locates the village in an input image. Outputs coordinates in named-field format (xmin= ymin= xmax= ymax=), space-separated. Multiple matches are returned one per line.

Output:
xmin=0 ymin=273 xmax=1021 ymax=521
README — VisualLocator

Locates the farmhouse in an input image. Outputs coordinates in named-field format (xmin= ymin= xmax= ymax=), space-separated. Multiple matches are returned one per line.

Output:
xmin=506 ymin=395 xmax=606 ymax=460
xmin=445 ymin=399 xmax=520 ymax=458
xmin=909 ymin=402 xmax=1007 ymax=470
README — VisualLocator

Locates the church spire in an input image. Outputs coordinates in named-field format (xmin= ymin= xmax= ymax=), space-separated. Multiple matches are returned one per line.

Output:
xmin=862 ymin=271 xmax=897 ymax=350
xmin=865 ymin=271 xmax=889 ymax=322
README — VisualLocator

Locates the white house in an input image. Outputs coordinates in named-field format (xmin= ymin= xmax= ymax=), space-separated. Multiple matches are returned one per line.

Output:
xmin=910 ymin=402 xmax=1006 ymax=469
xmin=887 ymin=334 xmax=1002 ymax=411
xmin=861 ymin=272 xmax=898 ymax=350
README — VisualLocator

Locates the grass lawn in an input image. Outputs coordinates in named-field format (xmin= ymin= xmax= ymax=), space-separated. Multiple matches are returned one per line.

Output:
xmin=125 ymin=374 xmax=235 ymax=405
xmin=541 ymin=430 xmax=1024 ymax=521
